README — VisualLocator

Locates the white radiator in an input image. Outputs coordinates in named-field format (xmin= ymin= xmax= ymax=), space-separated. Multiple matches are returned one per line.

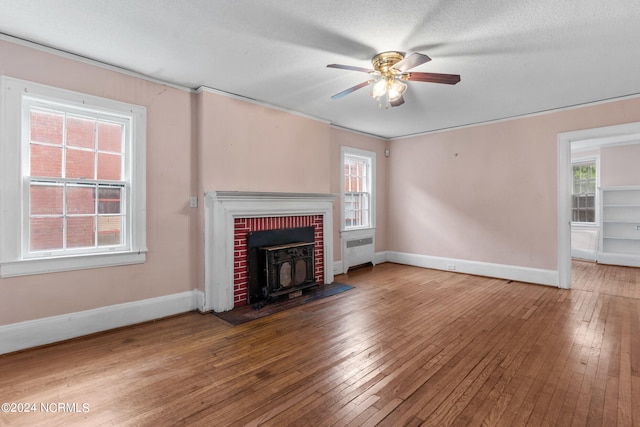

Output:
xmin=342 ymin=231 xmax=375 ymax=273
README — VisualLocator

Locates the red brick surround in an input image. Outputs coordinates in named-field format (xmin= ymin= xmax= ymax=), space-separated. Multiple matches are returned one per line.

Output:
xmin=233 ymin=215 xmax=324 ymax=306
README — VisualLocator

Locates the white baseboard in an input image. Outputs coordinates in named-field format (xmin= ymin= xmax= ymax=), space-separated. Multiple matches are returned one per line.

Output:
xmin=0 ymin=290 xmax=200 ymax=355
xmin=386 ymin=251 xmax=558 ymax=287
xmin=571 ymin=248 xmax=597 ymax=261
xmin=333 ymin=251 xmax=389 ymax=275
xmin=596 ymin=251 xmax=640 ymax=267
xmin=374 ymin=251 xmax=389 ymax=265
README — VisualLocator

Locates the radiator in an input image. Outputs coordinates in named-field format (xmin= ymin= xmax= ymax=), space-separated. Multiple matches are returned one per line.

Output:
xmin=343 ymin=235 xmax=375 ymax=272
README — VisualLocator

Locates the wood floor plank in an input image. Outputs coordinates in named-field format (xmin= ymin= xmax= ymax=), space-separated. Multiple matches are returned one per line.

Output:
xmin=1 ymin=261 xmax=638 ymax=426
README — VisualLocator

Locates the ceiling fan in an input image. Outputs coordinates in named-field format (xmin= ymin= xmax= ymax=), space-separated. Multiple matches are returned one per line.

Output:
xmin=327 ymin=51 xmax=460 ymax=108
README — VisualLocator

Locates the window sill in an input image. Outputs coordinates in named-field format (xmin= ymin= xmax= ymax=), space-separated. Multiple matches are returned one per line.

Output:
xmin=0 ymin=251 xmax=147 ymax=278
xmin=340 ymin=227 xmax=376 ymax=237
xmin=571 ymin=222 xmax=599 ymax=228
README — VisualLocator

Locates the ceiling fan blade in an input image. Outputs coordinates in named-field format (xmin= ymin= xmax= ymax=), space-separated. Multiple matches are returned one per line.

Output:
xmin=390 ymin=96 xmax=405 ymax=107
xmin=331 ymin=80 xmax=374 ymax=99
xmin=407 ymin=72 xmax=461 ymax=85
xmin=393 ymin=52 xmax=431 ymax=72
xmin=327 ymin=64 xmax=374 ymax=73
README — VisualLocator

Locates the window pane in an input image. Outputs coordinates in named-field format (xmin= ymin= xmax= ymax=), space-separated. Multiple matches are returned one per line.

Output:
xmin=67 ymin=216 xmax=95 ymax=248
xmin=30 ymin=217 xmax=63 ymax=250
xmin=66 ymin=148 xmax=95 ymax=179
xmin=31 ymin=144 xmax=63 ymax=177
xmin=98 ymin=216 xmax=122 ymax=246
xmin=577 ymin=196 xmax=585 ymax=208
xmin=30 ymin=110 xmax=63 ymax=145
xmin=344 ymin=162 xmax=355 ymax=191
xmin=30 ymin=184 xmax=63 ymax=215
xmin=360 ymin=193 xmax=369 ymax=208
xmin=67 ymin=185 xmax=95 ymax=215
xmin=66 ymin=116 xmax=95 ymax=149
xmin=580 ymin=182 xmax=588 ymax=194
xmin=360 ymin=209 xmax=370 ymax=227
xmin=98 ymin=121 xmax=123 ymax=153
xmin=97 ymin=152 xmax=122 ymax=180
xmin=98 ymin=187 xmax=122 ymax=214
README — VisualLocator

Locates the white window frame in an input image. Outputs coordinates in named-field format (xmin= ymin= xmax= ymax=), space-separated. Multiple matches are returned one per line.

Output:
xmin=0 ymin=76 xmax=147 ymax=277
xmin=340 ymin=146 xmax=375 ymax=232
xmin=571 ymin=155 xmax=600 ymax=226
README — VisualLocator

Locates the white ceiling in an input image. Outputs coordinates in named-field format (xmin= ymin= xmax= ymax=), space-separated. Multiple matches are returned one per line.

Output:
xmin=1 ymin=1 xmax=640 ymax=139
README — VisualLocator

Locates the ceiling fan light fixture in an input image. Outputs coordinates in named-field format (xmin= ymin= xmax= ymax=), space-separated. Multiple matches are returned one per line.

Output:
xmin=388 ymin=80 xmax=407 ymax=101
xmin=372 ymin=79 xmax=387 ymax=98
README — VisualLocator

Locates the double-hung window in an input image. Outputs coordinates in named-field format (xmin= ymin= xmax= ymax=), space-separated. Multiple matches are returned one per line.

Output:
xmin=571 ymin=159 xmax=598 ymax=224
xmin=0 ymin=77 xmax=147 ymax=277
xmin=341 ymin=146 xmax=375 ymax=230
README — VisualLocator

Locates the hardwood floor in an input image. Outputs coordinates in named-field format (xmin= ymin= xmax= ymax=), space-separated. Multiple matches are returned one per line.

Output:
xmin=1 ymin=261 xmax=639 ymax=426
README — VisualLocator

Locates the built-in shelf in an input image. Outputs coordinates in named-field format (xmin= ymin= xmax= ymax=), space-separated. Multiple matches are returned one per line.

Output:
xmin=598 ymin=186 xmax=640 ymax=267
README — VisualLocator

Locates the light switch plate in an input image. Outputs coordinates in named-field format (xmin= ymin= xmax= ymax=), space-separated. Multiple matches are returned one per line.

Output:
xmin=189 ymin=196 xmax=198 ymax=208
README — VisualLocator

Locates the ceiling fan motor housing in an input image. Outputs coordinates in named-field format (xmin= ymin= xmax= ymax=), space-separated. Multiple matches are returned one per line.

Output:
xmin=372 ymin=51 xmax=404 ymax=74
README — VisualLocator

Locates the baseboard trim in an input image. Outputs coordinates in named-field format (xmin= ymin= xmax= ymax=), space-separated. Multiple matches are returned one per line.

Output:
xmin=334 ymin=251 xmax=389 ymax=275
xmin=596 ymin=251 xmax=640 ymax=267
xmin=374 ymin=251 xmax=389 ymax=265
xmin=0 ymin=290 xmax=200 ymax=355
xmin=386 ymin=251 xmax=558 ymax=287
xmin=572 ymin=248 xmax=597 ymax=262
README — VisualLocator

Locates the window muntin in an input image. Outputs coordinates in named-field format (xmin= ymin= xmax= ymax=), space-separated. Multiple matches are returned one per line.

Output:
xmin=571 ymin=161 xmax=597 ymax=223
xmin=25 ymin=102 xmax=128 ymax=257
xmin=341 ymin=147 xmax=375 ymax=230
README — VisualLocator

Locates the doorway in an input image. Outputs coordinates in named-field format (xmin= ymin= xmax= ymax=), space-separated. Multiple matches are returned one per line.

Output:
xmin=557 ymin=121 xmax=640 ymax=289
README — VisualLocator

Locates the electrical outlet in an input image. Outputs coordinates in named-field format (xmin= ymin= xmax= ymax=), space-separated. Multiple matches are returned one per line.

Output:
xmin=189 ymin=196 xmax=198 ymax=208
xmin=447 ymin=264 xmax=456 ymax=271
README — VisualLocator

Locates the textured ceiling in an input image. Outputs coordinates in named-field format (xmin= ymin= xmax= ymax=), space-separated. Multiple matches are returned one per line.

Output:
xmin=1 ymin=1 xmax=640 ymax=138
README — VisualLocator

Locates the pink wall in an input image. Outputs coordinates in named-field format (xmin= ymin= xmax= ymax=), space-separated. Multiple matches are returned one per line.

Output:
xmin=600 ymin=143 xmax=640 ymax=186
xmin=197 ymin=90 xmax=332 ymax=193
xmin=388 ymin=98 xmax=640 ymax=271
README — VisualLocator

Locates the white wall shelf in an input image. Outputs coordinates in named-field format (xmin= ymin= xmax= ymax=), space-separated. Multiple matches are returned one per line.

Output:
xmin=597 ymin=186 xmax=640 ymax=266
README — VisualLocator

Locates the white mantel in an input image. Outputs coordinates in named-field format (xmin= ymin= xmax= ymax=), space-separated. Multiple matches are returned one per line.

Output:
xmin=204 ymin=191 xmax=337 ymax=312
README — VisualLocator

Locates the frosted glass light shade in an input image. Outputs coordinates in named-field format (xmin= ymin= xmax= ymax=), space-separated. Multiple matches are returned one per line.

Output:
xmin=372 ymin=79 xmax=387 ymax=98
xmin=388 ymin=80 xmax=407 ymax=101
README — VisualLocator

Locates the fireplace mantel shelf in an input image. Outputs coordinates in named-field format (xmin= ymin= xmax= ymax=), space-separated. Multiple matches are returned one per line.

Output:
xmin=209 ymin=191 xmax=338 ymax=201
xmin=204 ymin=191 xmax=336 ymax=312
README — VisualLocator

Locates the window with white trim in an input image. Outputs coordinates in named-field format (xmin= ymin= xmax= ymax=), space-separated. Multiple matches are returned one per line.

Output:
xmin=341 ymin=146 xmax=375 ymax=230
xmin=571 ymin=159 xmax=598 ymax=224
xmin=0 ymin=77 xmax=147 ymax=277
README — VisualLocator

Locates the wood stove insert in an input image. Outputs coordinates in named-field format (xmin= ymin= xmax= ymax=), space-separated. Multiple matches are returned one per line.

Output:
xmin=247 ymin=226 xmax=318 ymax=304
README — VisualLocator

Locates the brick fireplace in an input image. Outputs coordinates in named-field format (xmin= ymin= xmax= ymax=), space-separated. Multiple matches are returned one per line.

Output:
xmin=204 ymin=191 xmax=336 ymax=312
